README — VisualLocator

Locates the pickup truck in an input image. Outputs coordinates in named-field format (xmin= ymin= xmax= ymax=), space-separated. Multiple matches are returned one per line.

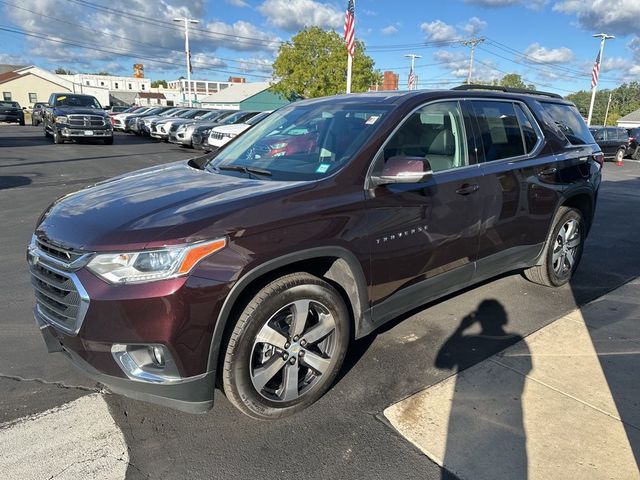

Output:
xmin=43 ymin=93 xmax=113 ymax=144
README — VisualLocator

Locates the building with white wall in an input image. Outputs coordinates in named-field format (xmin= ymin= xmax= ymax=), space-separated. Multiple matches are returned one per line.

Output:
xmin=167 ymin=78 xmax=245 ymax=104
xmin=59 ymin=74 xmax=151 ymax=93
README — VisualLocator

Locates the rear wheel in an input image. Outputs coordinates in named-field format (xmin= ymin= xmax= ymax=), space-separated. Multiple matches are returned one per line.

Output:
xmin=615 ymin=148 xmax=625 ymax=163
xmin=222 ymin=272 xmax=350 ymax=419
xmin=524 ymin=207 xmax=585 ymax=287
xmin=19 ymin=119 xmax=25 ymax=126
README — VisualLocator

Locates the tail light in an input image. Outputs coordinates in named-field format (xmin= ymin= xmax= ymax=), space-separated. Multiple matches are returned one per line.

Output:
xmin=594 ymin=153 xmax=604 ymax=167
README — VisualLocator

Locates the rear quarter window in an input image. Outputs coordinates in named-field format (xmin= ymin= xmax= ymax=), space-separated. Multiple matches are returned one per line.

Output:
xmin=540 ymin=102 xmax=594 ymax=145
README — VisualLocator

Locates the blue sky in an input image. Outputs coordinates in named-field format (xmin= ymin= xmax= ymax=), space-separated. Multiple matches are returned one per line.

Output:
xmin=1 ymin=0 xmax=639 ymax=95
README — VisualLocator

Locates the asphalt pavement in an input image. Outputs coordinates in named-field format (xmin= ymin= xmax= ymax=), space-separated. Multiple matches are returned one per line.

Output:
xmin=1 ymin=124 xmax=639 ymax=479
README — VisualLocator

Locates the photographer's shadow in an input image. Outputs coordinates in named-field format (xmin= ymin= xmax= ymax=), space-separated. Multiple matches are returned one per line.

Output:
xmin=436 ymin=299 xmax=531 ymax=480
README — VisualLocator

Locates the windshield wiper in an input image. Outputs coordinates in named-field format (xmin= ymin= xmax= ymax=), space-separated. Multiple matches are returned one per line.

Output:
xmin=217 ymin=165 xmax=272 ymax=178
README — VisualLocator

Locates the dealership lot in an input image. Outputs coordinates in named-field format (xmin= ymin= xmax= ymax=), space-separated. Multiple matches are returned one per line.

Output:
xmin=1 ymin=125 xmax=640 ymax=479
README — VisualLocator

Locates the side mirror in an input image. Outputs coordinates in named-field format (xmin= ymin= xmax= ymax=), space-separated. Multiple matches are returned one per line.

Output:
xmin=370 ymin=156 xmax=433 ymax=186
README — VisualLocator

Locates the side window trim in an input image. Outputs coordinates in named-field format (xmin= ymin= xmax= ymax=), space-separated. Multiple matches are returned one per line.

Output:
xmin=469 ymin=98 xmax=544 ymax=165
xmin=364 ymin=99 xmax=473 ymax=189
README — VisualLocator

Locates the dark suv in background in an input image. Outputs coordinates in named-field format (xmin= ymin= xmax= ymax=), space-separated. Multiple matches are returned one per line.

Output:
xmin=0 ymin=100 xmax=25 ymax=125
xmin=626 ymin=127 xmax=640 ymax=160
xmin=29 ymin=86 xmax=602 ymax=419
xmin=589 ymin=125 xmax=628 ymax=162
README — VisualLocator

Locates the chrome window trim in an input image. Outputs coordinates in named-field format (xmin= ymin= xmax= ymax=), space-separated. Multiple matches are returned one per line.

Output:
xmin=364 ymin=98 xmax=472 ymax=189
xmin=466 ymin=98 xmax=545 ymax=165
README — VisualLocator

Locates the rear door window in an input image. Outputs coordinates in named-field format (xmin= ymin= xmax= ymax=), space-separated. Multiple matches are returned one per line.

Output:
xmin=471 ymin=101 xmax=525 ymax=161
xmin=540 ymin=102 xmax=593 ymax=145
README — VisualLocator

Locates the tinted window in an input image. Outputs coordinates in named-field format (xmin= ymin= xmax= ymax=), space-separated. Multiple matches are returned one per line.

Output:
xmin=540 ymin=102 xmax=593 ymax=145
xmin=382 ymin=101 xmax=467 ymax=173
xmin=472 ymin=101 xmax=524 ymax=161
xmin=515 ymin=104 xmax=539 ymax=153
xmin=590 ymin=128 xmax=605 ymax=141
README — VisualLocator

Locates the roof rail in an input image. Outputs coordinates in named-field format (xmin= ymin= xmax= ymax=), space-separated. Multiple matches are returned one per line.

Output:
xmin=451 ymin=84 xmax=563 ymax=99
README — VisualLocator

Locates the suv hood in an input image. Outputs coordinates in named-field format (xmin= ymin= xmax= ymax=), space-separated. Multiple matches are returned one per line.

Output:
xmin=53 ymin=107 xmax=108 ymax=116
xmin=36 ymin=161 xmax=308 ymax=251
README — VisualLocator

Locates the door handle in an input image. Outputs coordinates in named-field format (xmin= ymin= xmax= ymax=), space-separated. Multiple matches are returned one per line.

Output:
xmin=456 ymin=183 xmax=480 ymax=196
xmin=538 ymin=167 xmax=557 ymax=177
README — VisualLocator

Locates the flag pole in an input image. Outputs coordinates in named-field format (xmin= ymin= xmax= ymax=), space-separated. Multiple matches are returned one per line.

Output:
xmin=587 ymin=33 xmax=614 ymax=126
xmin=346 ymin=0 xmax=355 ymax=94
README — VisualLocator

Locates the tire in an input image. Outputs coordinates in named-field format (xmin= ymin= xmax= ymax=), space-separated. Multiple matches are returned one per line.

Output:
xmin=31 ymin=118 xmax=37 ymax=126
xmin=524 ymin=206 xmax=585 ymax=287
xmin=615 ymin=149 xmax=625 ymax=163
xmin=19 ymin=119 xmax=25 ymax=126
xmin=632 ymin=147 xmax=640 ymax=161
xmin=44 ymin=126 xmax=51 ymax=138
xmin=52 ymin=128 xmax=64 ymax=144
xmin=222 ymin=272 xmax=350 ymax=420
xmin=103 ymin=137 xmax=114 ymax=145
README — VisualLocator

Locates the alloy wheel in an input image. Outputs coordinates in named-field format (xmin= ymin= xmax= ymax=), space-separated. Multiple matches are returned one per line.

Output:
xmin=250 ymin=299 xmax=336 ymax=403
xmin=552 ymin=218 xmax=581 ymax=278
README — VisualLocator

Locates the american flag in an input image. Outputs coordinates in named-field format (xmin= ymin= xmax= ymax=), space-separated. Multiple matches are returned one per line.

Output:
xmin=344 ymin=0 xmax=355 ymax=57
xmin=591 ymin=50 xmax=601 ymax=89
xmin=408 ymin=67 xmax=415 ymax=90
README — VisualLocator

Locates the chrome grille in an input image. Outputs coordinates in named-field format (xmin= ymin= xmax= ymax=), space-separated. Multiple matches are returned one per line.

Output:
xmin=28 ymin=238 xmax=90 ymax=335
xmin=68 ymin=115 xmax=106 ymax=127
xmin=210 ymin=131 xmax=224 ymax=140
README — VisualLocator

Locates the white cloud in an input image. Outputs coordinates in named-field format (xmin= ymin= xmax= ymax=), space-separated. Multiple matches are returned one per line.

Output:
xmin=0 ymin=53 xmax=32 ymax=66
xmin=553 ymin=0 xmax=640 ymax=36
xmin=433 ymin=50 xmax=500 ymax=82
xmin=1 ymin=0 xmax=280 ymax=78
xmin=523 ymin=43 xmax=575 ymax=63
xmin=421 ymin=17 xmax=487 ymax=42
xmin=258 ymin=0 xmax=343 ymax=32
xmin=381 ymin=25 xmax=399 ymax=36
xmin=225 ymin=0 xmax=249 ymax=6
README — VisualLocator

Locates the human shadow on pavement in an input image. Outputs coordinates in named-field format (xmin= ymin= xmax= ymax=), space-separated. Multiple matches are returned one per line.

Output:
xmin=435 ymin=299 xmax=530 ymax=480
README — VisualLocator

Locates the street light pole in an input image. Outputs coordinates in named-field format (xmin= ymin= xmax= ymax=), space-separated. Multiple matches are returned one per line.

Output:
xmin=173 ymin=17 xmax=200 ymax=107
xmin=587 ymin=33 xmax=614 ymax=126
xmin=404 ymin=54 xmax=421 ymax=90
xmin=461 ymin=37 xmax=485 ymax=85
xmin=603 ymin=92 xmax=613 ymax=126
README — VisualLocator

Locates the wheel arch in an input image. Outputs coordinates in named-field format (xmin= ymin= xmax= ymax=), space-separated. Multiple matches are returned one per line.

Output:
xmin=206 ymin=247 xmax=371 ymax=375
xmin=562 ymin=190 xmax=594 ymax=233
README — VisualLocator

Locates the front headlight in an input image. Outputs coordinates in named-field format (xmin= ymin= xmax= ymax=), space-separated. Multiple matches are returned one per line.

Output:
xmin=86 ymin=238 xmax=226 ymax=284
xmin=223 ymin=132 xmax=238 ymax=138
xmin=54 ymin=116 xmax=68 ymax=124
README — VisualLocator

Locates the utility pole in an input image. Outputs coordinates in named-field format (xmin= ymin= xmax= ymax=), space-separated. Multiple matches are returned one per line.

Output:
xmin=404 ymin=54 xmax=421 ymax=90
xmin=173 ymin=16 xmax=200 ymax=107
xmin=603 ymin=92 xmax=613 ymax=126
xmin=461 ymin=37 xmax=485 ymax=84
xmin=587 ymin=33 xmax=614 ymax=126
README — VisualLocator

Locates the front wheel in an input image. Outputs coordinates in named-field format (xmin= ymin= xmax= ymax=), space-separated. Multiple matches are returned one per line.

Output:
xmin=52 ymin=128 xmax=64 ymax=144
xmin=524 ymin=206 xmax=585 ymax=287
xmin=222 ymin=272 xmax=350 ymax=420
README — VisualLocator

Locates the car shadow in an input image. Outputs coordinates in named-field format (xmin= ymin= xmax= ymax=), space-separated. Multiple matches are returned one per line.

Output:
xmin=0 ymin=175 xmax=32 ymax=189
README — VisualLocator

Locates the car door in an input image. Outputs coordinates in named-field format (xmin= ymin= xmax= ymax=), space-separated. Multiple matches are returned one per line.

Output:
xmin=365 ymin=100 xmax=483 ymax=325
xmin=467 ymin=99 xmax=560 ymax=279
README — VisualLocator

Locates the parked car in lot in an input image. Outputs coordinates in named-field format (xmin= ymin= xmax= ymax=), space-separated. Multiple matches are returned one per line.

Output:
xmin=30 ymin=86 xmax=602 ymax=419
xmin=112 ymin=107 xmax=154 ymax=131
xmin=42 ymin=93 xmax=113 ymax=144
xmin=169 ymin=109 xmax=229 ymax=146
xmin=625 ymin=127 xmax=640 ymax=160
xmin=150 ymin=109 xmax=210 ymax=142
xmin=0 ymin=100 xmax=25 ymax=125
xmin=207 ymin=111 xmax=272 ymax=149
xmin=589 ymin=126 xmax=628 ymax=162
xmin=137 ymin=108 xmax=189 ymax=136
xmin=105 ymin=106 xmax=129 ymax=115
xmin=125 ymin=106 xmax=175 ymax=134
xmin=31 ymin=102 xmax=47 ymax=126
xmin=192 ymin=111 xmax=262 ymax=151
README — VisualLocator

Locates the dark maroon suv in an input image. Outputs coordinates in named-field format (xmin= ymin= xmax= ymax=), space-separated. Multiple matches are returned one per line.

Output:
xmin=29 ymin=86 xmax=602 ymax=419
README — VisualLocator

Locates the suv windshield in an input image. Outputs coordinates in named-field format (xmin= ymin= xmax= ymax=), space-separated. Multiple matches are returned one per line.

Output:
xmin=207 ymin=104 xmax=390 ymax=181
xmin=55 ymin=95 xmax=102 ymax=109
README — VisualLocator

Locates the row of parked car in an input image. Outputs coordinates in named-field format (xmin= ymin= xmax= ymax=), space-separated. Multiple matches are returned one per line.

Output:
xmin=109 ymin=105 xmax=271 ymax=151
xmin=589 ymin=125 xmax=640 ymax=161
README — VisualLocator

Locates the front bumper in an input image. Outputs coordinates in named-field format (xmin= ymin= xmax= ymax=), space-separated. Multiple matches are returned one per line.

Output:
xmin=60 ymin=127 xmax=113 ymax=138
xmin=172 ymin=130 xmax=194 ymax=145
xmin=37 ymin=314 xmax=215 ymax=413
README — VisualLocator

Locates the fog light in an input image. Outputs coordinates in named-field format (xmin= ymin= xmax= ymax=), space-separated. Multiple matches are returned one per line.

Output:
xmin=150 ymin=346 xmax=165 ymax=366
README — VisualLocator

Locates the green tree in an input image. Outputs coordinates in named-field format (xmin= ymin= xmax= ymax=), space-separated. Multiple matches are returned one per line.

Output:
xmin=499 ymin=73 xmax=536 ymax=90
xmin=151 ymin=80 xmax=168 ymax=88
xmin=566 ymin=83 xmax=640 ymax=125
xmin=55 ymin=68 xmax=72 ymax=74
xmin=272 ymin=26 xmax=380 ymax=98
